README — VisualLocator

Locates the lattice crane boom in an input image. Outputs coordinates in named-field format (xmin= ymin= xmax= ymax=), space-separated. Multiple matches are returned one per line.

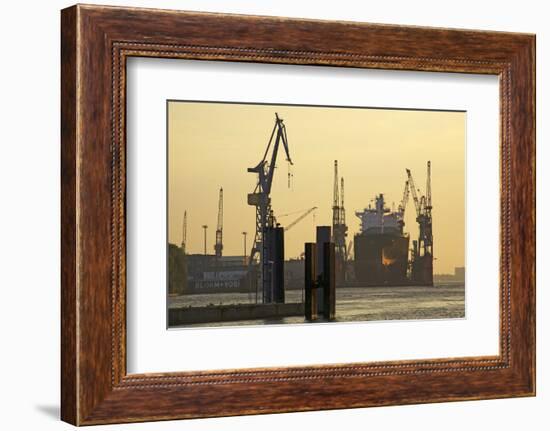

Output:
xmin=399 ymin=180 xmax=410 ymax=214
xmin=406 ymin=168 xmax=422 ymax=217
xmin=333 ymin=160 xmax=339 ymax=218
xmin=284 ymin=207 xmax=317 ymax=231
xmin=250 ymin=113 xmax=293 ymax=197
xmin=340 ymin=177 xmax=346 ymax=225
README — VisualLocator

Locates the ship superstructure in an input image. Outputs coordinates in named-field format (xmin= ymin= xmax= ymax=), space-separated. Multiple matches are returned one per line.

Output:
xmin=356 ymin=193 xmax=406 ymax=236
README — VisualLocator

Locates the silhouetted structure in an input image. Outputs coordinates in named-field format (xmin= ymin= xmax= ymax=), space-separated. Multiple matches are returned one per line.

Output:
xmin=354 ymin=194 xmax=409 ymax=285
xmin=304 ymin=239 xmax=336 ymax=321
xmin=214 ymin=188 xmax=223 ymax=258
xmin=168 ymin=243 xmax=187 ymax=295
xmin=407 ymin=161 xmax=434 ymax=286
xmin=332 ymin=161 xmax=348 ymax=284
xmin=247 ymin=113 xmax=293 ymax=303
xmin=265 ymin=226 xmax=285 ymax=303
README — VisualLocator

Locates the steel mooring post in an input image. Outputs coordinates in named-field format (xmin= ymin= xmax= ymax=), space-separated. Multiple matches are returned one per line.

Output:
xmin=304 ymin=242 xmax=318 ymax=321
xmin=322 ymin=242 xmax=336 ymax=321
xmin=316 ymin=226 xmax=331 ymax=314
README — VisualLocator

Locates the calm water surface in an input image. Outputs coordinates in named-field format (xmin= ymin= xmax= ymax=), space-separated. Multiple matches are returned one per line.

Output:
xmin=169 ymin=283 xmax=465 ymax=328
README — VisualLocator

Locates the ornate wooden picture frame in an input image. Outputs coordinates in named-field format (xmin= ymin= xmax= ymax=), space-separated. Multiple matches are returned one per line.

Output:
xmin=61 ymin=4 xmax=535 ymax=425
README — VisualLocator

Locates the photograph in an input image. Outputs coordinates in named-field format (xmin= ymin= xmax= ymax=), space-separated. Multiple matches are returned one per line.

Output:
xmin=167 ymin=101 xmax=466 ymax=328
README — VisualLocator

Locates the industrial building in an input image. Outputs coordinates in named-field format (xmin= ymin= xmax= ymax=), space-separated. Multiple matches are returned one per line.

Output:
xmin=185 ymin=254 xmax=256 ymax=294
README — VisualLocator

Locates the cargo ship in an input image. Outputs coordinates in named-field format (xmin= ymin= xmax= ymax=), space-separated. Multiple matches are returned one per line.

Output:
xmin=354 ymin=194 xmax=410 ymax=285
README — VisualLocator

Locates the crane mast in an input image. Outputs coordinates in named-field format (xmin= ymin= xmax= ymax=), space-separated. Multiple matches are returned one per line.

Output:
xmin=332 ymin=160 xmax=340 ymax=225
xmin=181 ymin=210 xmax=187 ymax=253
xmin=341 ymin=177 xmax=346 ymax=226
xmin=423 ymin=163 xmax=433 ymax=262
xmin=340 ymin=177 xmax=348 ymax=262
xmin=332 ymin=160 xmax=348 ymax=283
xmin=424 ymin=161 xmax=433 ymax=257
xmin=214 ymin=188 xmax=223 ymax=258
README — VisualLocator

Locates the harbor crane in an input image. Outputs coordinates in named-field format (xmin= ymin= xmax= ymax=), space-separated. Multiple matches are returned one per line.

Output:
xmin=406 ymin=161 xmax=433 ymax=285
xmin=248 ymin=113 xmax=293 ymax=302
xmin=214 ymin=187 xmax=223 ymax=258
xmin=332 ymin=160 xmax=348 ymax=283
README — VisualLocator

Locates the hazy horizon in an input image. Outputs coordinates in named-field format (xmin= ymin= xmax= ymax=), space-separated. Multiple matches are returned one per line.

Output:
xmin=168 ymin=101 xmax=465 ymax=274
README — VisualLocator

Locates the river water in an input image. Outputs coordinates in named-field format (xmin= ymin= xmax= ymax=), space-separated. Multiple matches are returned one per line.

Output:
xmin=169 ymin=283 xmax=465 ymax=328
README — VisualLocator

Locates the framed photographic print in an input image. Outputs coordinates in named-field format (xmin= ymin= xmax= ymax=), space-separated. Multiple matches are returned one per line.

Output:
xmin=165 ymin=101 xmax=466 ymax=330
xmin=61 ymin=4 xmax=535 ymax=425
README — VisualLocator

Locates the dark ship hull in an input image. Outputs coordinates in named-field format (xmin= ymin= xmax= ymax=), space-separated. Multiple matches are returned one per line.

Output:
xmin=354 ymin=232 xmax=409 ymax=286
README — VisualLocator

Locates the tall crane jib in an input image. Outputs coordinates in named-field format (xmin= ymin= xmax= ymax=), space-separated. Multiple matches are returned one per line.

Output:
xmin=397 ymin=180 xmax=409 ymax=230
xmin=214 ymin=188 xmax=223 ymax=259
xmin=247 ymin=113 xmax=293 ymax=303
xmin=405 ymin=161 xmax=433 ymax=286
xmin=284 ymin=207 xmax=317 ymax=232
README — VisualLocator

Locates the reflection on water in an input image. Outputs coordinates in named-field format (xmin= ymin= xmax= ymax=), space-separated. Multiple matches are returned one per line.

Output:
xmin=168 ymin=283 xmax=465 ymax=328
